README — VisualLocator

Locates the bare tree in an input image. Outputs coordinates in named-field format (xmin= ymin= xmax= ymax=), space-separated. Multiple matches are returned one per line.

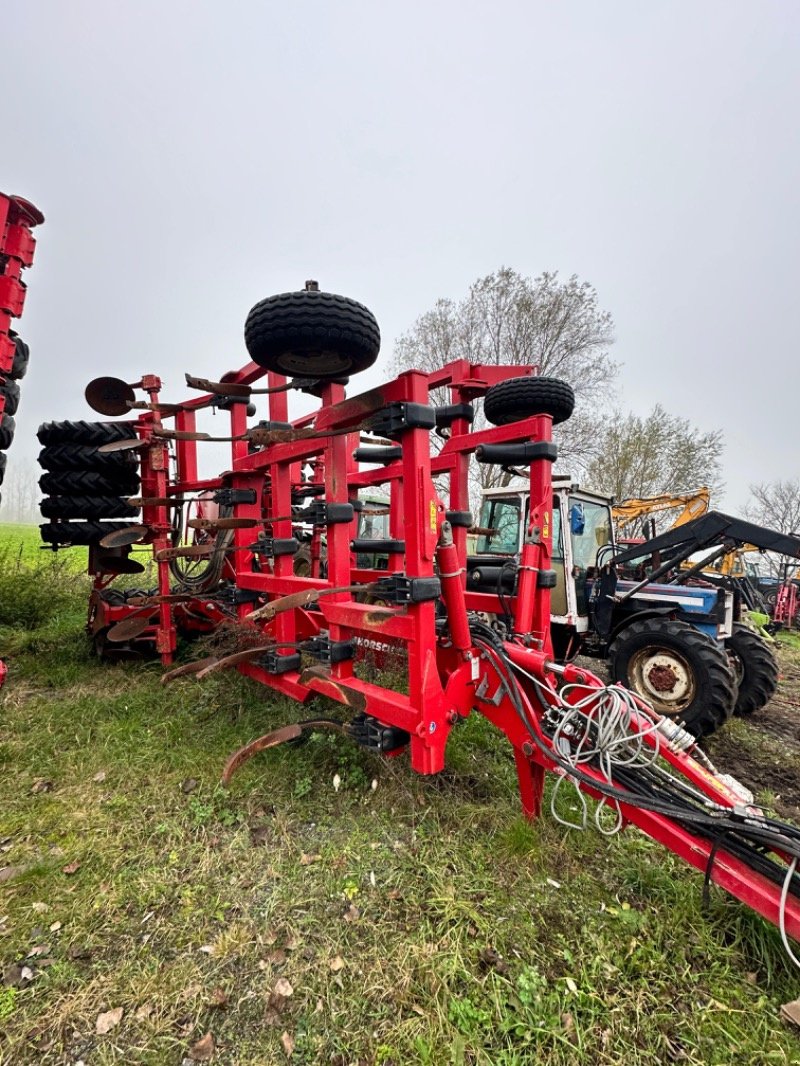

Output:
xmin=393 ymin=268 xmax=617 ymax=510
xmin=745 ymin=480 xmax=800 ymax=578
xmin=584 ymin=405 xmax=724 ymax=504
xmin=0 ymin=457 xmax=40 ymax=524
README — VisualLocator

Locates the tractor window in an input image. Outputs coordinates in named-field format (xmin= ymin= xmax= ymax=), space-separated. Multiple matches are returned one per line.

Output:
xmin=570 ymin=500 xmax=611 ymax=571
xmin=476 ymin=498 xmax=522 ymax=555
xmin=358 ymin=510 xmax=389 ymax=540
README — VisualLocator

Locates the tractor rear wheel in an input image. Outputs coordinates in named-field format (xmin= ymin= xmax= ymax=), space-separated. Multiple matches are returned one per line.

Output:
xmin=483 ymin=376 xmax=575 ymax=427
xmin=244 ymin=289 xmax=380 ymax=379
xmin=0 ymin=453 xmax=6 ymax=485
xmin=608 ymin=618 xmax=736 ymax=738
xmin=726 ymin=623 xmax=779 ymax=716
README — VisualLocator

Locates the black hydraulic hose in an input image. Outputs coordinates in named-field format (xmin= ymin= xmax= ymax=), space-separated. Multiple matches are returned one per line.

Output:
xmin=476 ymin=637 xmax=800 ymax=883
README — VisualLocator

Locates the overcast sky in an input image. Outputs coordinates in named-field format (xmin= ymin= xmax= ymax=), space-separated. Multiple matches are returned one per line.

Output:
xmin=3 ymin=1 xmax=799 ymax=513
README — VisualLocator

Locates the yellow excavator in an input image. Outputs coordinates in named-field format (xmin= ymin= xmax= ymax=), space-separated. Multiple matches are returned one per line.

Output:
xmin=612 ymin=487 xmax=769 ymax=610
xmin=612 ymin=487 xmax=711 ymax=539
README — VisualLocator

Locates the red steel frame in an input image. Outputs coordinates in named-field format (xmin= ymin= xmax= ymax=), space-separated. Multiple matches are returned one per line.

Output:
xmin=91 ymin=357 xmax=800 ymax=944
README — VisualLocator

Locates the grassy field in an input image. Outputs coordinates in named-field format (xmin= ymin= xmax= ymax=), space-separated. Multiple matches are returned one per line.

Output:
xmin=1 ymin=526 xmax=800 ymax=1064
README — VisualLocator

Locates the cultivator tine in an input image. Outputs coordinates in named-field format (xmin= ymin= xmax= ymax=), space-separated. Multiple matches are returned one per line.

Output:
xmin=195 ymin=644 xmax=281 ymax=678
xmin=125 ymin=497 xmax=184 ymax=508
xmin=99 ymin=525 xmax=151 ymax=549
xmin=161 ymin=656 xmax=220 ymax=684
xmin=152 ymin=428 xmax=216 ymax=442
xmin=247 ymin=584 xmax=370 ymax=623
xmin=156 ymin=539 xmax=272 ymax=561
xmin=183 ymin=374 xmax=326 ymax=398
xmin=221 ymin=719 xmax=352 ymax=785
xmin=125 ymin=400 xmax=191 ymax=414
xmin=220 ymin=724 xmax=304 ymax=784
xmin=155 ymin=543 xmax=215 ymax=562
xmin=127 ymin=593 xmax=200 ymax=607
xmin=187 ymin=517 xmax=260 ymax=530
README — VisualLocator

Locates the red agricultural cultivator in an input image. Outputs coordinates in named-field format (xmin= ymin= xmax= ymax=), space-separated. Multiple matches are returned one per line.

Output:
xmin=38 ymin=284 xmax=800 ymax=961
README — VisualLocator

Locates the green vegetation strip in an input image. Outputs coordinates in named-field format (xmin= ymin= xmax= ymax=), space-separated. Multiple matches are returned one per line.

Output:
xmin=1 ymin=526 xmax=799 ymax=1064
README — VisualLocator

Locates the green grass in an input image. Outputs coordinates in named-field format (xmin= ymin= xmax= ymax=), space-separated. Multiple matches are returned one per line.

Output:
xmin=1 ymin=533 xmax=800 ymax=1064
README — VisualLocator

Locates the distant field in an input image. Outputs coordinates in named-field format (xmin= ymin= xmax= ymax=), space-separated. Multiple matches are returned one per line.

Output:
xmin=0 ymin=523 xmax=42 ymax=561
xmin=0 ymin=523 xmax=87 ymax=570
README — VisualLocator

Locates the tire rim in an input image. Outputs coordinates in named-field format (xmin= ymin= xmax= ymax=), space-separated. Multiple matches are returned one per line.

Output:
xmin=627 ymin=646 xmax=696 ymax=715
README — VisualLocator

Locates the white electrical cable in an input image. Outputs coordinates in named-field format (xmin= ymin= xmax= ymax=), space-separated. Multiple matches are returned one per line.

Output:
xmin=780 ymin=857 xmax=800 ymax=969
xmin=504 ymin=654 xmax=800 ymax=969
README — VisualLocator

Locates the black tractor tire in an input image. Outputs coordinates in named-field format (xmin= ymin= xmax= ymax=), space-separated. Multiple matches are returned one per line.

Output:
xmin=39 ymin=520 xmax=132 ymax=547
xmin=725 ymin=623 xmax=779 ymax=716
xmin=6 ymin=333 xmax=29 ymax=380
xmin=39 ymin=468 xmax=140 ymax=496
xmin=37 ymin=420 xmax=137 ymax=447
xmin=38 ymin=443 xmax=138 ymax=474
xmin=0 ymin=379 xmax=20 ymax=417
xmin=244 ymin=289 xmax=380 ymax=379
xmin=0 ymin=452 xmax=6 ymax=485
xmin=40 ymin=495 xmax=140 ymax=520
xmin=483 ymin=376 xmax=575 ymax=427
xmin=608 ymin=618 xmax=736 ymax=738
xmin=0 ymin=414 xmax=15 ymax=450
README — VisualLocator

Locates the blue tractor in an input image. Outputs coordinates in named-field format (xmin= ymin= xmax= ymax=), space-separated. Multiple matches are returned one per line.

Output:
xmin=468 ymin=478 xmax=794 ymax=737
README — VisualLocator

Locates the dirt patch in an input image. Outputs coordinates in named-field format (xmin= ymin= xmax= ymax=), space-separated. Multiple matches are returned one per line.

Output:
xmin=704 ymin=643 xmax=800 ymax=822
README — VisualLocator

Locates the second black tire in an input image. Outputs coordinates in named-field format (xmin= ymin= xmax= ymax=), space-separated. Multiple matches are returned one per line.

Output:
xmin=244 ymin=289 xmax=381 ymax=379
xmin=40 ymin=496 xmax=140 ymax=520
xmin=483 ymin=376 xmax=575 ymax=427
xmin=38 ymin=443 xmax=138 ymax=474
xmin=725 ymin=623 xmax=779 ymax=716
xmin=608 ymin=617 xmax=736 ymax=738
xmin=39 ymin=469 xmax=140 ymax=496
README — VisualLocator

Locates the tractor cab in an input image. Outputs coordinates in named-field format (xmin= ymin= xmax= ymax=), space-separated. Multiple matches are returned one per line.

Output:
xmin=470 ymin=476 xmax=614 ymax=634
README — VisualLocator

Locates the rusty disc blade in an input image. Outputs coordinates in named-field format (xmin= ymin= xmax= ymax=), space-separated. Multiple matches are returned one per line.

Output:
xmin=188 ymin=517 xmax=259 ymax=530
xmin=106 ymin=611 xmax=157 ymax=642
xmin=95 ymin=555 xmax=145 ymax=575
xmin=99 ymin=524 xmax=151 ymax=548
xmin=97 ymin=437 xmax=148 ymax=454
xmin=85 ymin=376 xmax=137 ymax=416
